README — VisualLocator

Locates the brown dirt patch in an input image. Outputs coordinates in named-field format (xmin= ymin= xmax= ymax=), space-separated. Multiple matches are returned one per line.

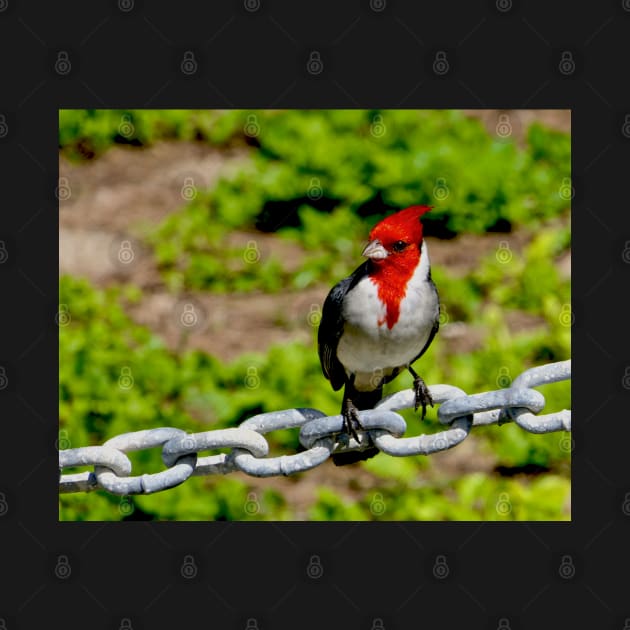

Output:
xmin=125 ymin=285 xmax=327 ymax=361
xmin=426 ymin=231 xmax=531 ymax=277
xmin=60 ymin=141 xmax=247 ymax=232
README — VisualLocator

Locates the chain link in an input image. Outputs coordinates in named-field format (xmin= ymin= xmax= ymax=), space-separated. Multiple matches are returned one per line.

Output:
xmin=59 ymin=360 xmax=571 ymax=495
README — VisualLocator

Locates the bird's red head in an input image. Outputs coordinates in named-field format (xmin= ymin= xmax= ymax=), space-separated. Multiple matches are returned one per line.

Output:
xmin=363 ymin=205 xmax=432 ymax=264
xmin=362 ymin=205 xmax=432 ymax=329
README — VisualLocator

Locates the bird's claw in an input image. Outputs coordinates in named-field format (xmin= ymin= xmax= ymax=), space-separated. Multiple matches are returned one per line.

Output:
xmin=413 ymin=375 xmax=433 ymax=420
xmin=342 ymin=400 xmax=363 ymax=443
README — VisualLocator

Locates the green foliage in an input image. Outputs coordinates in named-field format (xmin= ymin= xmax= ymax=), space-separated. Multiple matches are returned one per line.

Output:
xmin=308 ymin=473 xmax=569 ymax=521
xmin=472 ymin=224 xmax=571 ymax=315
xmin=527 ymin=122 xmax=571 ymax=166
xmin=59 ymin=475 xmax=292 ymax=521
xmin=58 ymin=109 xmax=247 ymax=160
xmin=430 ymin=267 xmax=483 ymax=322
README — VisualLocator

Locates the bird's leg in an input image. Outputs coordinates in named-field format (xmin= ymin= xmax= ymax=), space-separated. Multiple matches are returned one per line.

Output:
xmin=408 ymin=366 xmax=433 ymax=420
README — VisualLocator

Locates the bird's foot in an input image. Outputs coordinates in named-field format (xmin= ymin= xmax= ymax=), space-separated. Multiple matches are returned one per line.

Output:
xmin=413 ymin=374 xmax=434 ymax=420
xmin=342 ymin=399 xmax=364 ymax=443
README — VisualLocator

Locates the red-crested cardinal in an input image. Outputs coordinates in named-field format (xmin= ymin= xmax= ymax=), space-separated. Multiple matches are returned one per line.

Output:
xmin=318 ymin=205 xmax=440 ymax=465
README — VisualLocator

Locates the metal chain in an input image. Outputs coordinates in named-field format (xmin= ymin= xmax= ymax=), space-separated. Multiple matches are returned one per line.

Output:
xmin=59 ymin=359 xmax=571 ymax=495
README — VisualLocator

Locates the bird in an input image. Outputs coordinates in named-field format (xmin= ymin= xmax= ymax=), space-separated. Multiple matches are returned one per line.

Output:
xmin=317 ymin=205 xmax=440 ymax=465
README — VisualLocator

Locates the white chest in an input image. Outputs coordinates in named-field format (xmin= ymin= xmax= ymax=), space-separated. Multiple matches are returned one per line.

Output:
xmin=337 ymin=241 xmax=438 ymax=374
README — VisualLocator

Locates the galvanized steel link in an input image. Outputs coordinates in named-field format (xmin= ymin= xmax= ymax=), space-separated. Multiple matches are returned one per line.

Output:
xmin=95 ymin=428 xmax=196 ymax=495
xmin=504 ymin=359 xmax=571 ymax=433
xmin=235 ymin=408 xmax=333 ymax=477
xmin=372 ymin=384 xmax=473 ymax=456
xmin=58 ymin=360 xmax=571 ymax=495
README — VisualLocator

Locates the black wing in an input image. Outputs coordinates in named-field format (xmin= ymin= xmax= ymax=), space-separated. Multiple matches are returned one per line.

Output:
xmin=317 ymin=261 xmax=369 ymax=391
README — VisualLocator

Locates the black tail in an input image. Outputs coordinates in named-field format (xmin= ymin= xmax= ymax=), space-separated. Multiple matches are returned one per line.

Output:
xmin=331 ymin=384 xmax=382 ymax=466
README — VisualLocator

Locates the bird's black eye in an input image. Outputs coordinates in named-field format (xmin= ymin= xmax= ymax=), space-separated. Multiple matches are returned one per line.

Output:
xmin=392 ymin=240 xmax=408 ymax=252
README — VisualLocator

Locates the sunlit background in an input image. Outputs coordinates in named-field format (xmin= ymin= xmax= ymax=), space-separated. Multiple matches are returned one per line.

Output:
xmin=59 ymin=109 xmax=570 ymax=521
